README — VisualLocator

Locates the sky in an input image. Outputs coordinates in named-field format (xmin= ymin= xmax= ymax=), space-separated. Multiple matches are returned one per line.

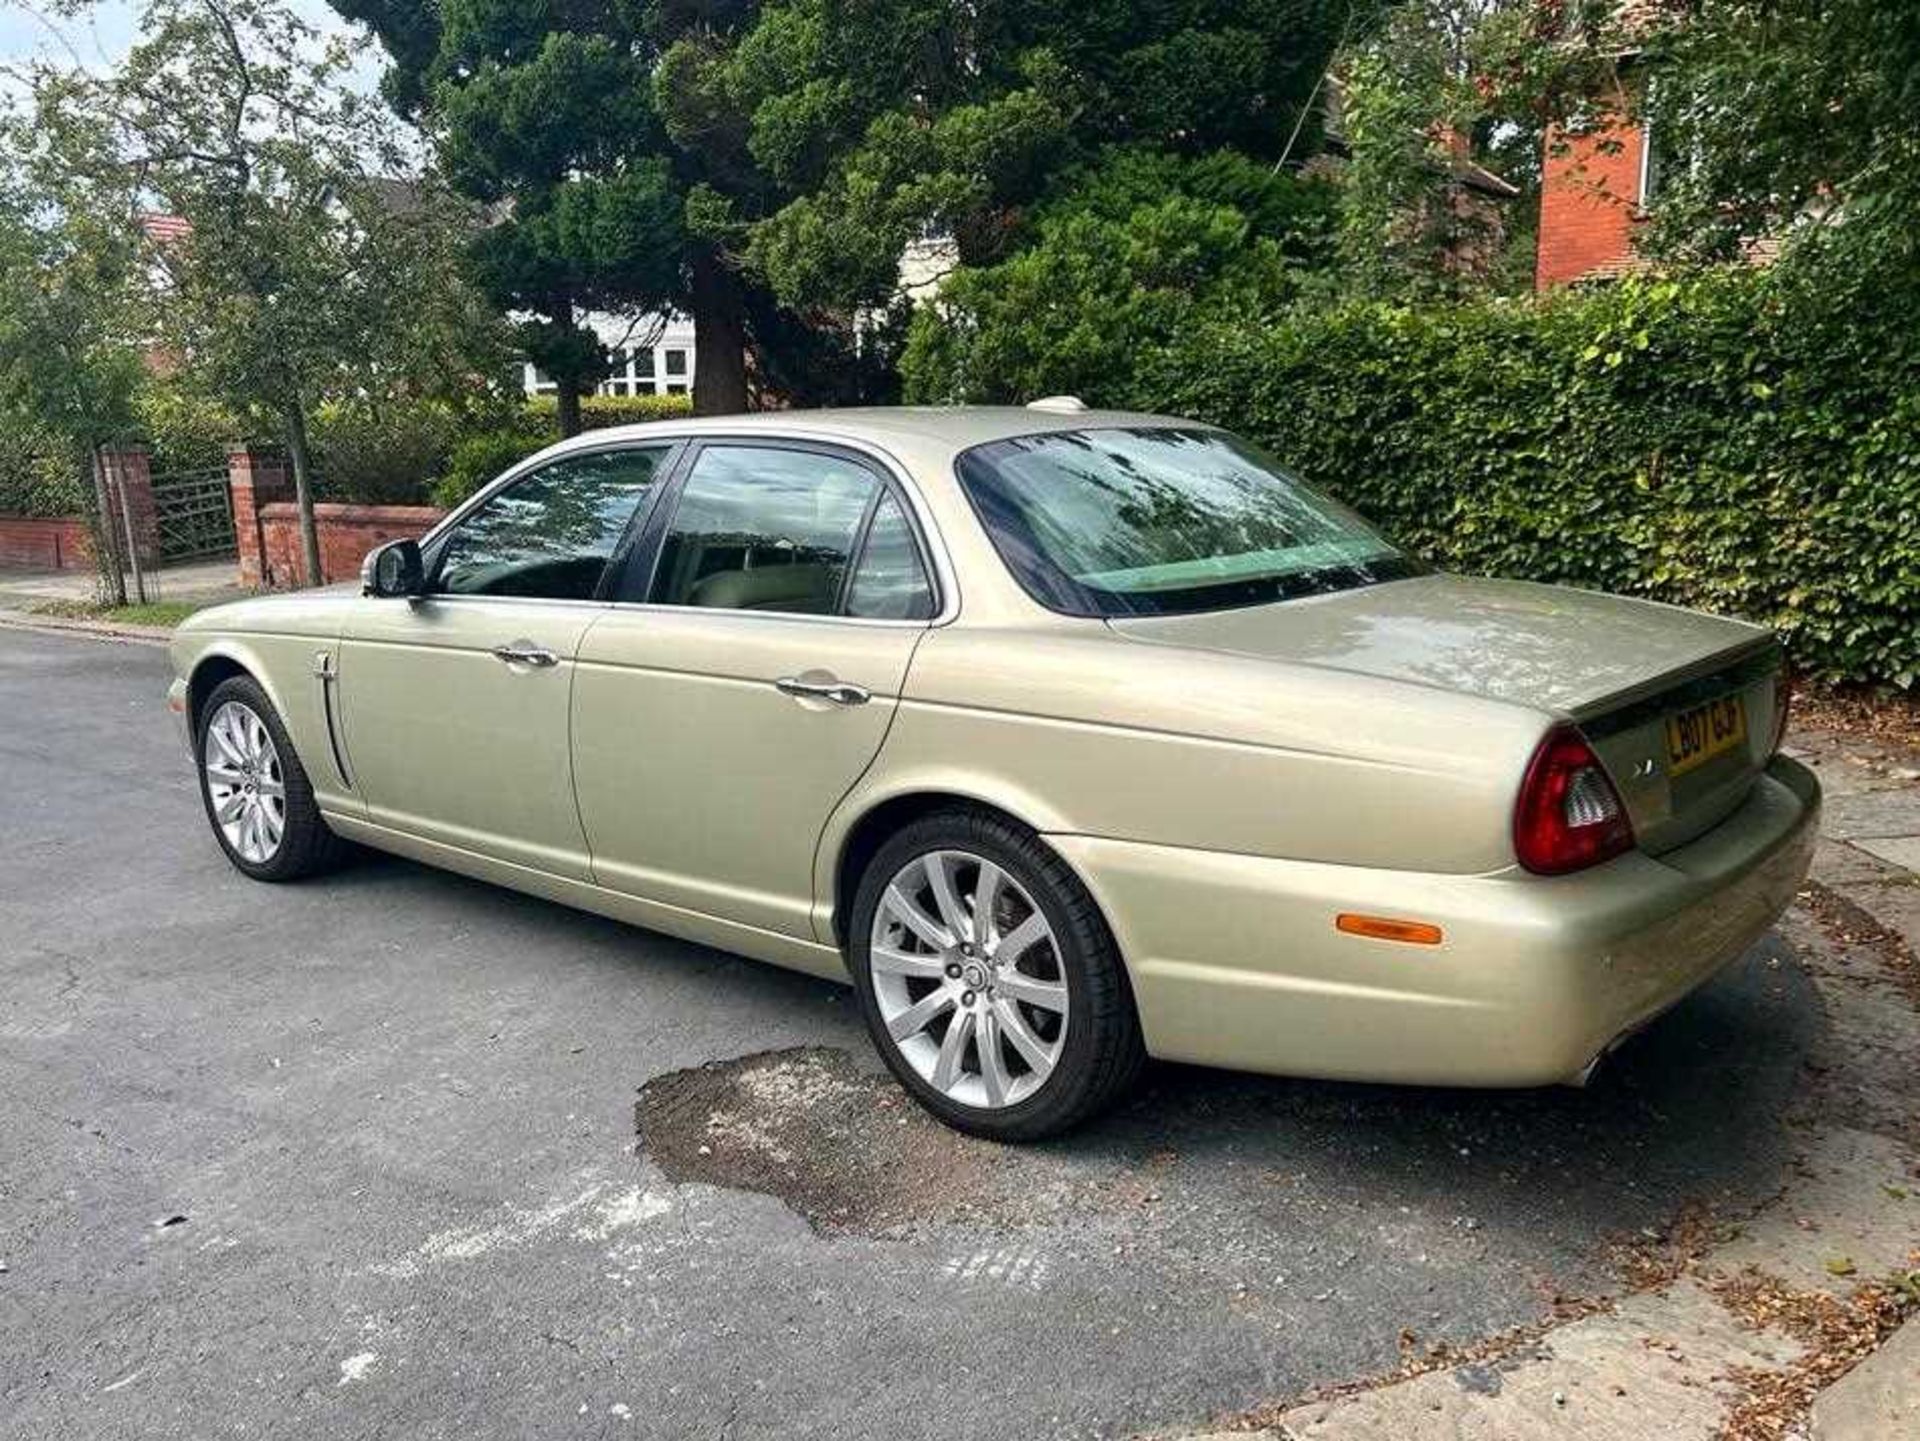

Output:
xmin=0 ymin=0 xmax=382 ymax=90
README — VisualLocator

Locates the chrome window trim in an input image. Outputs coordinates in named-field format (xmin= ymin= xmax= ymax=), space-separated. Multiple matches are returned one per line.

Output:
xmin=417 ymin=425 xmax=961 ymax=627
xmin=586 ymin=599 xmax=931 ymax=630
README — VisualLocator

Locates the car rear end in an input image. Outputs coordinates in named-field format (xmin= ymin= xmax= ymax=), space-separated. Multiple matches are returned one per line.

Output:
xmin=1488 ymin=637 xmax=1815 ymax=1081
xmin=1076 ymin=614 xmax=1818 ymax=1088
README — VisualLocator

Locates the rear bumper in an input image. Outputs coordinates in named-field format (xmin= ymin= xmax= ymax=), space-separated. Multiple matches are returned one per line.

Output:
xmin=1050 ymin=755 xmax=1820 ymax=1087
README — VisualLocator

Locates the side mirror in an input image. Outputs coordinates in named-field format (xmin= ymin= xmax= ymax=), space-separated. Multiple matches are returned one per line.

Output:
xmin=363 ymin=538 xmax=424 ymax=598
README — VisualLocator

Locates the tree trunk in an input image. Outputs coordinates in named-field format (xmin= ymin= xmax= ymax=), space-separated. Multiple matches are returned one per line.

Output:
xmin=555 ymin=384 xmax=583 ymax=438
xmin=282 ymin=402 xmax=324 ymax=588
xmin=690 ymin=246 xmax=750 ymax=415
xmin=90 ymin=445 xmax=127 ymax=607
xmin=554 ymin=292 xmax=584 ymax=438
xmin=109 ymin=451 xmax=149 ymax=606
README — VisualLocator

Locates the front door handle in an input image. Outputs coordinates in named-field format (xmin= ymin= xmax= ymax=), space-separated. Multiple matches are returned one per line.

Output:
xmin=491 ymin=641 xmax=559 ymax=669
xmin=775 ymin=675 xmax=870 ymax=706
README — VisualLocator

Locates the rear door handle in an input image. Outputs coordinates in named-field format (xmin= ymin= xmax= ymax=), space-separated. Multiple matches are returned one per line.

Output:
xmin=491 ymin=641 xmax=559 ymax=669
xmin=775 ymin=675 xmax=870 ymax=706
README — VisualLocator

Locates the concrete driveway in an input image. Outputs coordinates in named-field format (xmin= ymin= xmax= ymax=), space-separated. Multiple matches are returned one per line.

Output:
xmin=0 ymin=627 xmax=1826 ymax=1440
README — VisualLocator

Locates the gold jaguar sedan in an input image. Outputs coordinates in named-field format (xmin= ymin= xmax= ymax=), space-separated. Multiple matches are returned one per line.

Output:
xmin=167 ymin=404 xmax=1819 ymax=1139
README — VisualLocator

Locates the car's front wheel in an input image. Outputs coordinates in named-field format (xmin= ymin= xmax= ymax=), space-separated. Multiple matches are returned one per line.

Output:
xmin=848 ymin=809 xmax=1144 ymax=1140
xmin=195 ymin=675 xmax=347 ymax=881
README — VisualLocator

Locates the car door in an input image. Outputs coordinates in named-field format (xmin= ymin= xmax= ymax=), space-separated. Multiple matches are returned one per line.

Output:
xmin=338 ymin=443 xmax=676 ymax=879
xmin=572 ymin=438 xmax=941 ymax=939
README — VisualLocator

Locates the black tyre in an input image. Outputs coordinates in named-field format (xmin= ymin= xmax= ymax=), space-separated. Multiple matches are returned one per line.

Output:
xmin=848 ymin=808 xmax=1145 ymax=1141
xmin=195 ymin=674 xmax=349 ymax=881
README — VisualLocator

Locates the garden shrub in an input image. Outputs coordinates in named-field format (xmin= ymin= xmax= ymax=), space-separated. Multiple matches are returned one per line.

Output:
xmin=133 ymin=385 xmax=258 ymax=477
xmin=431 ymin=426 xmax=551 ymax=508
xmin=0 ymin=416 xmax=86 ymax=516
xmin=525 ymin=392 xmax=693 ymax=430
xmin=310 ymin=402 xmax=463 ymax=506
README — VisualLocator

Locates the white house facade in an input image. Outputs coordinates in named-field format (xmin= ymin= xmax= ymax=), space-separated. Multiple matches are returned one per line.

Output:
xmin=520 ymin=311 xmax=698 ymax=398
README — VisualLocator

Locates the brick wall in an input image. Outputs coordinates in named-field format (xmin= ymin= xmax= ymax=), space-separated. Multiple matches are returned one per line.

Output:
xmin=0 ymin=515 xmax=93 ymax=570
xmin=228 ymin=448 xmax=446 ymax=589
xmin=228 ymin=447 xmax=292 ymax=587
xmin=1536 ymin=114 xmax=1649 ymax=289
xmin=255 ymin=501 xmax=446 ymax=588
xmin=101 ymin=447 xmax=160 ymax=568
xmin=0 ymin=445 xmax=155 ymax=573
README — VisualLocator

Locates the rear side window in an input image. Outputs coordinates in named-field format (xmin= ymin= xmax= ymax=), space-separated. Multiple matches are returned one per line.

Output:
xmin=649 ymin=445 xmax=878 ymax=615
xmin=956 ymin=427 xmax=1418 ymax=617
xmin=845 ymin=493 xmax=935 ymax=620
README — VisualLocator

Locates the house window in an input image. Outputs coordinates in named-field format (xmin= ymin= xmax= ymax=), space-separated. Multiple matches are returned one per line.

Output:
xmin=663 ymin=349 xmax=688 ymax=377
xmin=526 ymin=363 xmax=557 ymax=395
xmin=665 ymin=383 xmax=688 ymax=395
xmin=601 ymin=348 xmax=632 ymax=396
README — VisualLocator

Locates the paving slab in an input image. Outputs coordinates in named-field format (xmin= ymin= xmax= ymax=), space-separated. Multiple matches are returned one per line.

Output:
xmin=1811 ymin=1316 xmax=1920 ymax=1440
xmin=1275 ymin=1281 xmax=1804 ymax=1441
xmin=1823 ymin=789 xmax=1920 ymax=843
xmin=1853 ymin=836 xmax=1920 ymax=874
xmin=1711 ymin=1127 xmax=1920 ymax=1295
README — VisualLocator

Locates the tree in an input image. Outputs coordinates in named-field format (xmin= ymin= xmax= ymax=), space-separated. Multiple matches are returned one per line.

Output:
xmin=20 ymin=0 xmax=508 ymax=585
xmin=1630 ymin=1 xmax=1920 ymax=270
xmin=1326 ymin=1 xmax=1539 ymax=298
xmin=339 ymin=2 xmax=1363 ymax=419
xmin=724 ymin=1 xmax=1364 ymax=315
xmin=0 ymin=159 xmax=147 ymax=602
xmin=900 ymin=147 xmax=1336 ymax=403
xmin=334 ymin=1 xmax=706 ymax=427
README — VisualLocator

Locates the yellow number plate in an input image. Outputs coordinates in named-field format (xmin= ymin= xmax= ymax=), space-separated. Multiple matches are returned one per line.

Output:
xmin=1664 ymin=695 xmax=1747 ymax=777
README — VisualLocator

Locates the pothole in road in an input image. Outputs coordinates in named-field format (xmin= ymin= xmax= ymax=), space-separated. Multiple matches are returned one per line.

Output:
xmin=635 ymin=1046 xmax=1112 ymax=1235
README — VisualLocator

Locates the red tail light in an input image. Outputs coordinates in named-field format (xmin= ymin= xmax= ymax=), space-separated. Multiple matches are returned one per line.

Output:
xmin=1513 ymin=724 xmax=1635 ymax=875
xmin=1770 ymin=669 xmax=1793 ymax=754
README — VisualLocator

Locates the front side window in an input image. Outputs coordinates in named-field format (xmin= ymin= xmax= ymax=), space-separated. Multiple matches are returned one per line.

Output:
xmin=435 ymin=447 xmax=668 ymax=600
xmin=649 ymin=445 xmax=881 ymax=614
xmin=955 ymin=427 xmax=1418 ymax=617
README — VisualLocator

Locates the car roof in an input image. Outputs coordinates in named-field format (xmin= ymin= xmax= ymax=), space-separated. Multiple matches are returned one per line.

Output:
xmin=543 ymin=404 xmax=1201 ymax=464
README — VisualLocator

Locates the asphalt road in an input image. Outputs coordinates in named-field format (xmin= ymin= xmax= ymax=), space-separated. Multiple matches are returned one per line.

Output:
xmin=0 ymin=626 xmax=1822 ymax=1441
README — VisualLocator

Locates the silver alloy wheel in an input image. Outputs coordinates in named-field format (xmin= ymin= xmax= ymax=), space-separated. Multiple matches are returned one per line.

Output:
xmin=869 ymin=849 xmax=1069 ymax=1109
xmin=202 ymin=700 xmax=287 ymax=865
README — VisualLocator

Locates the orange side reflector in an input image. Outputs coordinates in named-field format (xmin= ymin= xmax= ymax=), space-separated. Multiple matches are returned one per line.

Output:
xmin=1336 ymin=913 xmax=1443 ymax=946
xmin=167 ymin=694 xmax=186 ymax=713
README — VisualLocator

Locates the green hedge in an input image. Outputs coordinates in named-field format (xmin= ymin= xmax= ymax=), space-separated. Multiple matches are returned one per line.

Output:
xmin=1110 ymin=265 xmax=1920 ymax=689
xmin=0 ymin=419 xmax=86 ymax=516
xmin=524 ymin=392 xmax=693 ymax=430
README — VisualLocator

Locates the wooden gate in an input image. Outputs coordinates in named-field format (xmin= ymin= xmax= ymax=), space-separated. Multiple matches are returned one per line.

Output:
xmin=151 ymin=465 xmax=236 ymax=562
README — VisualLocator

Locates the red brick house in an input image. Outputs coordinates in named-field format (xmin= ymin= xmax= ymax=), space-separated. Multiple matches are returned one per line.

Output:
xmin=1533 ymin=2 xmax=1679 ymax=288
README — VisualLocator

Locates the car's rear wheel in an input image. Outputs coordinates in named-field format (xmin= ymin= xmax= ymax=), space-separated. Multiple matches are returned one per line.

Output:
xmin=848 ymin=809 xmax=1144 ymax=1140
xmin=196 ymin=675 xmax=347 ymax=881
